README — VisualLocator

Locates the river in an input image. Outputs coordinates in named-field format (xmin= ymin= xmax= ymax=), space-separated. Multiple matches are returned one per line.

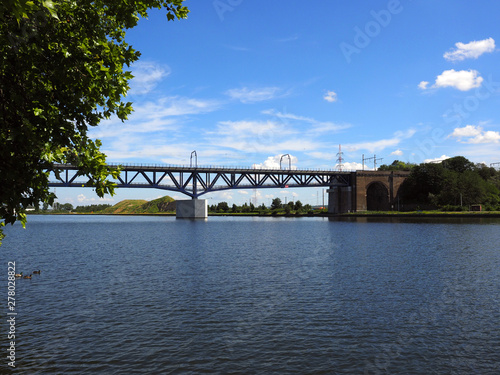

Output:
xmin=1 ymin=215 xmax=500 ymax=374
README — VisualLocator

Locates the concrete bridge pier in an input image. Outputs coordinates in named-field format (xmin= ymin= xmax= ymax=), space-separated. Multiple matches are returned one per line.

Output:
xmin=176 ymin=199 xmax=208 ymax=219
xmin=327 ymin=186 xmax=354 ymax=214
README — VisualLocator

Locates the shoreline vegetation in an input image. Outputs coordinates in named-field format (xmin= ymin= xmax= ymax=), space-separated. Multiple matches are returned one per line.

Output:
xmin=30 ymin=156 xmax=500 ymax=220
xmin=33 ymin=191 xmax=500 ymax=218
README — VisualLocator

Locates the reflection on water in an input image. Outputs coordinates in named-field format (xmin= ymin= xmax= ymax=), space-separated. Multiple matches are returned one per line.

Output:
xmin=1 ymin=215 xmax=499 ymax=373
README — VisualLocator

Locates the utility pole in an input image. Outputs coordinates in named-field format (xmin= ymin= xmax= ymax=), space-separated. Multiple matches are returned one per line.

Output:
xmin=374 ymin=155 xmax=383 ymax=171
xmin=363 ymin=155 xmax=375 ymax=170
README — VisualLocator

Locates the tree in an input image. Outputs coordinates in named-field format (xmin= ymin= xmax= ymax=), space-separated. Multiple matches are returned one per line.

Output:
xmin=400 ymin=162 xmax=445 ymax=203
xmin=60 ymin=203 xmax=73 ymax=212
xmin=217 ymin=202 xmax=229 ymax=213
xmin=378 ymin=160 xmax=416 ymax=171
xmin=443 ymin=156 xmax=474 ymax=174
xmin=0 ymin=0 xmax=189 ymax=244
xmin=294 ymin=200 xmax=303 ymax=211
xmin=271 ymin=198 xmax=282 ymax=210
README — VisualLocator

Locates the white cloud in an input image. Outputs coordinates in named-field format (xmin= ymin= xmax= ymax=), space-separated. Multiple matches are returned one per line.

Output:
xmin=74 ymin=194 xmax=115 ymax=204
xmin=275 ymin=34 xmax=299 ymax=43
xmin=226 ymin=87 xmax=281 ymax=103
xmin=135 ymin=96 xmax=221 ymax=118
xmin=444 ymin=37 xmax=496 ymax=61
xmin=214 ymin=120 xmax=294 ymax=137
xmin=129 ymin=62 xmax=171 ymax=95
xmin=251 ymin=154 xmax=298 ymax=169
xmin=419 ymin=69 xmax=483 ymax=91
xmin=418 ymin=81 xmax=429 ymax=90
xmin=323 ymin=90 xmax=338 ymax=103
xmin=343 ymin=162 xmax=368 ymax=171
xmin=346 ymin=129 xmax=416 ymax=153
xmin=449 ymin=125 xmax=500 ymax=144
xmin=262 ymin=109 xmax=350 ymax=133
xmin=391 ymin=149 xmax=403 ymax=156
xmin=89 ymin=96 xmax=221 ymax=161
xmin=223 ymin=45 xmax=250 ymax=52
xmin=449 ymin=125 xmax=481 ymax=138
xmin=207 ymin=118 xmax=326 ymax=155
xmin=424 ymin=155 xmax=451 ymax=163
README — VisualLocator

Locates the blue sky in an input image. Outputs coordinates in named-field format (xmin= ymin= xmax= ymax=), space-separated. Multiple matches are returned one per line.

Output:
xmin=55 ymin=0 xmax=500 ymax=207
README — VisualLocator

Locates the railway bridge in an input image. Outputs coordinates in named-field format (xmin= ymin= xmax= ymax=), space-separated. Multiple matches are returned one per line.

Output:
xmin=49 ymin=164 xmax=409 ymax=218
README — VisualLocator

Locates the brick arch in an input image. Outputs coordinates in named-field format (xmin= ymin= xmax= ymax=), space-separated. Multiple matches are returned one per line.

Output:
xmin=366 ymin=180 xmax=390 ymax=192
xmin=366 ymin=181 xmax=390 ymax=211
xmin=355 ymin=171 xmax=410 ymax=211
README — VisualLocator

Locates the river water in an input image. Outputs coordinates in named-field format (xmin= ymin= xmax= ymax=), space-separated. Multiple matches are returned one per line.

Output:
xmin=1 ymin=215 xmax=500 ymax=374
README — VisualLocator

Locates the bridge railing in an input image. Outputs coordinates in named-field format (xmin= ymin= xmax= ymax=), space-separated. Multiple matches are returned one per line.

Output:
xmin=104 ymin=162 xmax=356 ymax=173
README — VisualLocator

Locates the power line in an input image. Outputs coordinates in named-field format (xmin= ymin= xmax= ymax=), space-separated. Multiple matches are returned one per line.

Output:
xmin=362 ymin=154 xmax=382 ymax=170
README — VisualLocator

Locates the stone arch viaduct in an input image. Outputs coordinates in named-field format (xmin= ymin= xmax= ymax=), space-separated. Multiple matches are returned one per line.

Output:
xmin=328 ymin=170 xmax=410 ymax=213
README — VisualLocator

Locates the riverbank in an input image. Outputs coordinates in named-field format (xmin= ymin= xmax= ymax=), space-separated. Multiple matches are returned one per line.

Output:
xmin=30 ymin=211 xmax=500 ymax=218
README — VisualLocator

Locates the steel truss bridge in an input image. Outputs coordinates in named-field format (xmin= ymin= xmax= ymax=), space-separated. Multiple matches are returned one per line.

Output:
xmin=49 ymin=163 xmax=354 ymax=198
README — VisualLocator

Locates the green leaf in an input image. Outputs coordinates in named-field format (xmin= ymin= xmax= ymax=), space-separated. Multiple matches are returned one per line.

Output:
xmin=0 ymin=0 xmax=189 ymax=245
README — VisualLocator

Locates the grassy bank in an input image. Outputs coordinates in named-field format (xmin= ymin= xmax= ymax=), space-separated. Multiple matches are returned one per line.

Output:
xmin=340 ymin=210 xmax=500 ymax=217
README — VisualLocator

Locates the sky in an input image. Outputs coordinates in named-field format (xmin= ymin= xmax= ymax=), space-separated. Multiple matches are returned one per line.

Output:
xmin=54 ymin=0 xmax=500 ymax=207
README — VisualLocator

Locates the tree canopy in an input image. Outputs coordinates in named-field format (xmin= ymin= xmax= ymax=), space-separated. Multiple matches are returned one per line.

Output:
xmin=378 ymin=160 xmax=416 ymax=171
xmin=400 ymin=156 xmax=500 ymax=210
xmin=0 ymin=0 xmax=188 ymax=244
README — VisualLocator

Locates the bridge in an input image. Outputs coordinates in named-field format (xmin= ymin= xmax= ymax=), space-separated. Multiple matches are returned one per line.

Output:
xmin=48 ymin=163 xmax=409 ymax=218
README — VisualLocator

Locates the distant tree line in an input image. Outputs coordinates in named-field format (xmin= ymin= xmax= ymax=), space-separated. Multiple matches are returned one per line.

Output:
xmin=208 ymin=198 xmax=315 ymax=215
xmin=35 ymin=203 xmax=112 ymax=213
xmin=380 ymin=156 xmax=500 ymax=211
xmin=74 ymin=204 xmax=113 ymax=213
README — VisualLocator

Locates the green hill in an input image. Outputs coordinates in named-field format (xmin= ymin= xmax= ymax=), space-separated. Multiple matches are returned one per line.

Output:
xmin=100 ymin=196 xmax=176 ymax=214
xmin=138 ymin=195 xmax=176 ymax=213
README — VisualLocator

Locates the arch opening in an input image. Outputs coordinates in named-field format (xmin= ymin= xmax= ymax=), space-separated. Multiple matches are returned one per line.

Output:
xmin=366 ymin=182 xmax=389 ymax=211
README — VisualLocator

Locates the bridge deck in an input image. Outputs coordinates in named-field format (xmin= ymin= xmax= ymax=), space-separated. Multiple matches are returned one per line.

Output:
xmin=49 ymin=163 xmax=355 ymax=198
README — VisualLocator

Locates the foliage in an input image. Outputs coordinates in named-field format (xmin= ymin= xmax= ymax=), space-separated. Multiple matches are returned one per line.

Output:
xmin=59 ymin=203 xmax=73 ymax=211
xmin=378 ymin=160 xmax=416 ymax=171
xmin=442 ymin=156 xmax=474 ymax=174
xmin=207 ymin=200 xmax=322 ymax=215
xmin=216 ymin=202 xmax=229 ymax=213
xmin=294 ymin=200 xmax=303 ymax=211
xmin=100 ymin=196 xmax=175 ymax=214
xmin=271 ymin=198 xmax=282 ymax=210
xmin=400 ymin=156 xmax=500 ymax=210
xmin=0 ymin=0 xmax=189 ymax=244
xmin=74 ymin=204 xmax=112 ymax=213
